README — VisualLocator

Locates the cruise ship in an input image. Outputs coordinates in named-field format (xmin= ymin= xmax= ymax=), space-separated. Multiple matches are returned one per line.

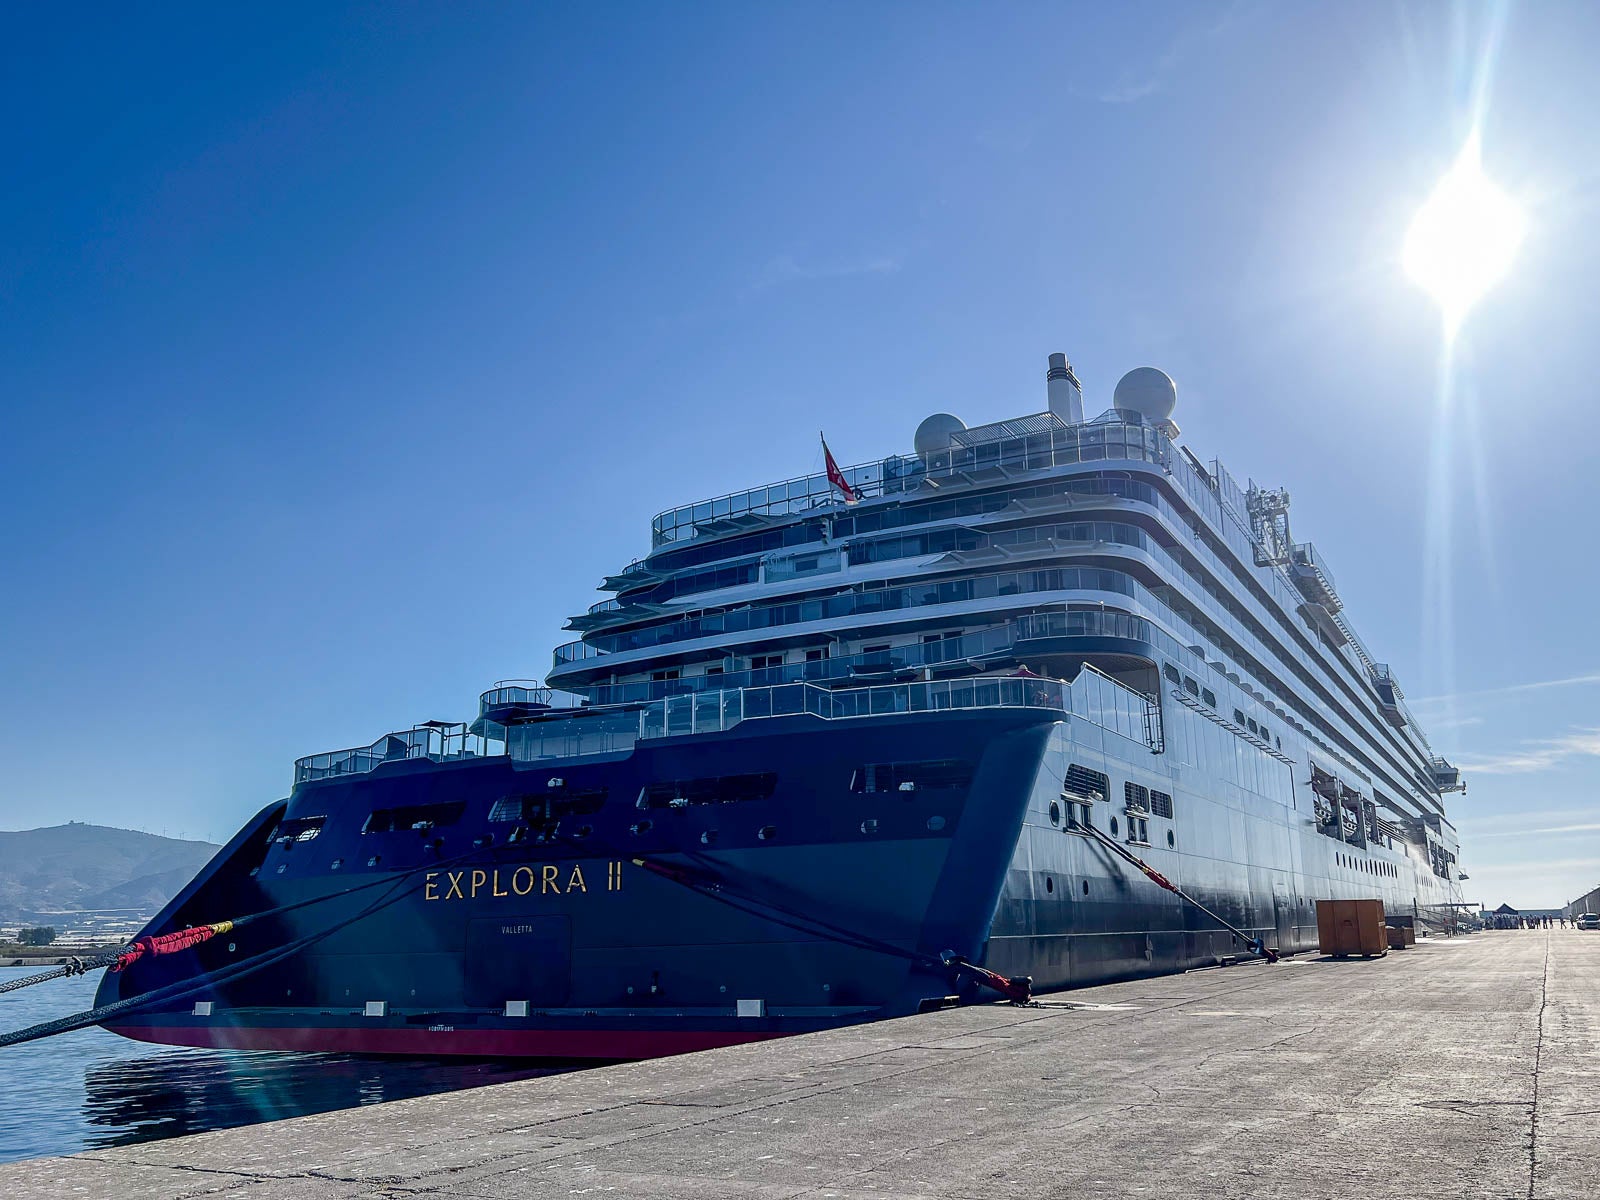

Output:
xmin=99 ymin=355 xmax=1467 ymax=1058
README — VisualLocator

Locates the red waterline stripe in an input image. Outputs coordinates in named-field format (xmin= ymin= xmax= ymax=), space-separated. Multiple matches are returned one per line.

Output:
xmin=105 ymin=1022 xmax=787 ymax=1059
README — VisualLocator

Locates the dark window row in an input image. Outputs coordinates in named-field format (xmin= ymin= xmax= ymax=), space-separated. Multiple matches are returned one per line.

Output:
xmin=489 ymin=788 xmax=608 ymax=823
xmin=271 ymin=816 xmax=325 ymax=843
xmin=1058 ymin=765 xmax=1176 ymax=838
xmin=646 ymin=519 xmax=828 ymax=577
xmin=638 ymin=772 xmax=777 ymax=808
xmin=590 ymin=564 xmax=1139 ymax=656
xmin=831 ymin=477 xmax=1157 ymax=540
xmin=641 ymin=477 xmax=1155 ymax=597
xmin=1165 ymin=663 xmax=1218 ymax=709
xmin=363 ymin=802 xmax=465 ymax=834
xmin=851 ymin=759 xmax=973 ymax=794
xmin=1338 ymin=850 xmax=1400 ymax=879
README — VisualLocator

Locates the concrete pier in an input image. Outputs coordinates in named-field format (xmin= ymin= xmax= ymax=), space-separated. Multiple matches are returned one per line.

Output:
xmin=8 ymin=930 xmax=1595 ymax=1199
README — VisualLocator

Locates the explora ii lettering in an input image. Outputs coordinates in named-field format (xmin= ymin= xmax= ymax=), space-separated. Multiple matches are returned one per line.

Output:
xmin=424 ymin=861 xmax=623 ymax=901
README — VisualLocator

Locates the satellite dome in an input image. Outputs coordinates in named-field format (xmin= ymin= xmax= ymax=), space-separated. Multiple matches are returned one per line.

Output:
xmin=915 ymin=412 xmax=966 ymax=456
xmin=1112 ymin=367 xmax=1177 ymax=424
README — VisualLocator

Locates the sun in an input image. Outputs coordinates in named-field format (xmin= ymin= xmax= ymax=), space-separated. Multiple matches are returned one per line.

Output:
xmin=1402 ymin=134 xmax=1525 ymax=335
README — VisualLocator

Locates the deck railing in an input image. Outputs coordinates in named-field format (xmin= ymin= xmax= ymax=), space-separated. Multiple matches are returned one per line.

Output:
xmin=650 ymin=418 xmax=1171 ymax=546
xmin=507 ymin=676 xmax=1073 ymax=763
xmin=294 ymin=723 xmax=498 ymax=784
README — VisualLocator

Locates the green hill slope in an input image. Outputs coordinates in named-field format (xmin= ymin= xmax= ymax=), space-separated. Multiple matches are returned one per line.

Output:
xmin=0 ymin=822 xmax=220 ymax=921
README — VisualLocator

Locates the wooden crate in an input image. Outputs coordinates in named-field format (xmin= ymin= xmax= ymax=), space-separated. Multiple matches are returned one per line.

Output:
xmin=1316 ymin=899 xmax=1388 ymax=957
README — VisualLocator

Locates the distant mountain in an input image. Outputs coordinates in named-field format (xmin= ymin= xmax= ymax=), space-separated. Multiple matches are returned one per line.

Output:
xmin=0 ymin=823 xmax=220 ymax=923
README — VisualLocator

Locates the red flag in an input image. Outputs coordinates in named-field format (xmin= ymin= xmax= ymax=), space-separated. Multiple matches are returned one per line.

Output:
xmin=821 ymin=433 xmax=859 ymax=504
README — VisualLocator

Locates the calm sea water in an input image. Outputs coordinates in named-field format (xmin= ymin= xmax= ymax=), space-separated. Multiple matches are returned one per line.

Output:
xmin=0 ymin=966 xmax=571 ymax=1163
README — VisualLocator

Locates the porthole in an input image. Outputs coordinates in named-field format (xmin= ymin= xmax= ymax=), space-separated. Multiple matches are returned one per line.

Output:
xmin=1082 ymin=880 xmax=1090 ymax=896
xmin=1110 ymin=816 xmax=1119 ymax=836
xmin=758 ymin=825 xmax=777 ymax=841
xmin=700 ymin=830 xmax=717 ymax=845
xmin=860 ymin=819 xmax=879 ymax=835
xmin=1049 ymin=801 xmax=1061 ymax=827
xmin=927 ymin=815 xmax=946 ymax=832
xmin=1166 ymin=830 xmax=1175 ymax=848
xmin=1046 ymin=876 xmax=1054 ymax=894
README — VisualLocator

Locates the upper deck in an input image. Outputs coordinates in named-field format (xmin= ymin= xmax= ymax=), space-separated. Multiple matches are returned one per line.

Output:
xmin=649 ymin=413 xmax=1168 ymax=548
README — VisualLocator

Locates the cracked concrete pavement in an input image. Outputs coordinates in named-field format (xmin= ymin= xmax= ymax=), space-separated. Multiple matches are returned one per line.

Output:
xmin=6 ymin=929 xmax=1595 ymax=1199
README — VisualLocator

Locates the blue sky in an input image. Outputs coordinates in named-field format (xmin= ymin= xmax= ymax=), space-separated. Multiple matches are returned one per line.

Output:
xmin=2 ymin=3 xmax=1596 ymax=908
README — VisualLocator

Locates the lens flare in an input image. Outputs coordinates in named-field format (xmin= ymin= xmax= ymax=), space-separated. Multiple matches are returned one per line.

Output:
xmin=1403 ymin=134 xmax=1524 ymax=335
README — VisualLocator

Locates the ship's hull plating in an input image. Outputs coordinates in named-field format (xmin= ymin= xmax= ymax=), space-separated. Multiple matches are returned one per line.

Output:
xmin=100 ymin=705 xmax=1458 ymax=1059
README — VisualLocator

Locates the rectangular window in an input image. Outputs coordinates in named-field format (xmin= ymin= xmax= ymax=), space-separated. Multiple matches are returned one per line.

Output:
xmin=638 ymin=773 xmax=778 ymax=808
xmin=1202 ymin=689 xmax=1216 ymax=708
xmin=1124 ymin=781 xmax=1149 ymax=812
xmin=1183 ymin=676 xmax=1200 ymax=697
xmin=1127 ymin=815 xmax=1150 ymax=844
xmin=1150 ymin=790 xmax=1174 ymax=819
xmin=749 ymin=654 xmax=784 ymax=672
xmin=1063 ymin=797 xmax=1093 ymax=831
xmin=651 ymin=668 xmax=681 ymax=682
xmin=805 ymin=647 xmax=829 ymax=662
xmin=705 ymin=666 xmax=724 ymax=677
xmin=363 ymin=802 xmax=466 ymax=834
xmin=272 ymin=816 xmax=326 ymax=843
xmin=488 ymin=789 xmax=608 ymax=823
xmin=851 ymin=759 xmax=973 ymax=794
xmin=1064 ymin=763 xmax=1110 ymax=802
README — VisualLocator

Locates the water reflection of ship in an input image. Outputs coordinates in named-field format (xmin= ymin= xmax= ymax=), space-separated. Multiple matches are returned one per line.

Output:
xmin=81 ymin=1052 xmax=561 ymax=1148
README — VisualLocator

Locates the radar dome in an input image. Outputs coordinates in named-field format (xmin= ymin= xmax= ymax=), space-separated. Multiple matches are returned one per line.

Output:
xmin=1112 ymin=367 xmax=1177 ymax=424
xmin=915 ymin=412 xmax=966 ymax=456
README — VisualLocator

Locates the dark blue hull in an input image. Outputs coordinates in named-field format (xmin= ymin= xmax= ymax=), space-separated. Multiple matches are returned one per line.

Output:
xmin=98 ymin=708 xmax=1053 ymax=1056
xmin=99 ymin=702 xmax=1454 ymax=1058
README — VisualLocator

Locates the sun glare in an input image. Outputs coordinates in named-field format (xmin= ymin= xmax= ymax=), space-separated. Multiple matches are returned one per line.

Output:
xmin=1403 ymin=134 xmax=1525 ymax=335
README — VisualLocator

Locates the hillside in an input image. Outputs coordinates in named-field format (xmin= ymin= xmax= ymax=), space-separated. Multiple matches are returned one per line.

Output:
xmin=0 ymin=822 xmax=220 ymax=922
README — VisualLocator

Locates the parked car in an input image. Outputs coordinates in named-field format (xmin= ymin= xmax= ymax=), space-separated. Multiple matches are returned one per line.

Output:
xmin=1577 ymin=913 xmax=1600 ymax=931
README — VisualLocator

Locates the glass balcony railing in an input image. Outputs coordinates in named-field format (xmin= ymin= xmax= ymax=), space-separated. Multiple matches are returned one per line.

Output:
xmin=551 ymin=565 xmax=1140 ymax=671
xmin=578 ymin=610 xmax=1155 ymax=707
xmin=650 ymin=418 xmax=1170 ymax=546
xmin=295 ymin=723 xmax=498 ymax=784
xmin=298 ymin=663 xmax=1163 ymax=779
xmin=478 ymin=683 xmax=554 ymax=717
xmin=510 ymin=675 xmax=1079 ymax=764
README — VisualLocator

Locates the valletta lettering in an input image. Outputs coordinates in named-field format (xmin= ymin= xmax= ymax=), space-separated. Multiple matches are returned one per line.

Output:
xmin=423 ymin=861 xmax=624 ymax=901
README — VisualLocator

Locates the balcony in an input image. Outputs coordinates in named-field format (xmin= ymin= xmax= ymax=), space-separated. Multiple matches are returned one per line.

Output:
xmin=649 ymin=418 xmax=1172 ymax=547
xmin=294 ymin=722 xmax=495 ymax=785
xmin=550 ymin=564 xmax=1142 ymax=676
xmin=574 ymin=609 xmax=1155 ymax=707
xmin=509 ymin=675 xmax=1078 ymax=763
